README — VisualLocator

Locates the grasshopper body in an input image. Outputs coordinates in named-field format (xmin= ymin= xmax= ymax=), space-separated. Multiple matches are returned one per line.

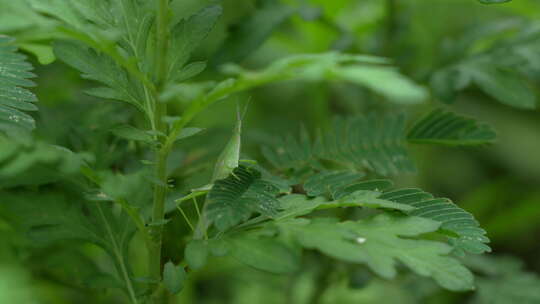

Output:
xmin=211 ymin=107 xmax=242 ymax=181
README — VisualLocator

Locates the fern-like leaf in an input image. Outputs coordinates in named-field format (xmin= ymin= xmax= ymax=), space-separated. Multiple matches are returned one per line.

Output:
xmin=206 ymin=166 xmax=280 ymax=231
xmin=408 ymin=108 xmax=497 ymax=146
xmin=300 ymin=172 xmax=490 ymax=255
xmin=0 ymin=36 xmax=38 ymax=136
xmin=261 ymin=127 xmax=319 ymax=173
xmin=303 ymin=171 xmax=365 ymax=197
xmin=263 ymin=114 xmax=416 ymax=176
xmin=315 ymin=114 xmax=415 ymax=175
xmin=379 ymin=188 xmax=491 ymax=255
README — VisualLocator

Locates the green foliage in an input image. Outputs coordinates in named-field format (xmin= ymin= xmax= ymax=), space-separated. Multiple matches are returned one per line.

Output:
xmin=54 ymin=40 xmax=148 ymax=115
xmin=380 ymin=188 xmax=491 ymax=255
xmin=431 ymin=15 xmax=538 ymax=109
xmin=167 ymin=5 xmax=222 ymax=82
xmin=0 ymin=0 xmax=538 ymax=303
xmin=0 ymin=36 xmax=38 ymax=137
xmin=222 ymin=52 xmax=428 ymax=105
xmin=227 ymin=235 xmax=299 ymax=274
xmin=278 ymin=215 xmax=473 ymax=291
xmin=467 ymin=256 xmax=540 ymax=303
xmin=408 ymin=108 xmax=497 ymax=146
xmin=264 ymin=113 xmax=415 ymax=176
xmin=185 ymin=240 xmax=209 ymax=270
xmin=211 ymin=0 xmax=295 ymax=65
xmin=1 ymin=168 xmax=152 ymax=301
xmin=479 ymin=0 xmax=512 ymax=3
xmin=313 ymin=114 xmax=415 ymax=175
xmin=0 ymin=137 xmax=88 ymax=188
xmin=205 ymin=165 xmax=280 ymax=231
xmin=291 ymin=170 xmax=490 ymax=255
xmin=163 ymin=261 xmax=187 ymax=294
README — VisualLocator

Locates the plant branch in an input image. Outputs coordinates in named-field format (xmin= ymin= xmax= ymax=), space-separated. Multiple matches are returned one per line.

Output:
xmin=148 ymin=0 xmax=171 ymax=292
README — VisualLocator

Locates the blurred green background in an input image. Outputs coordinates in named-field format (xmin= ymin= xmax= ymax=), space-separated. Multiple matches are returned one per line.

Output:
xmin=1 ymin=0 xmax=540 ymax=303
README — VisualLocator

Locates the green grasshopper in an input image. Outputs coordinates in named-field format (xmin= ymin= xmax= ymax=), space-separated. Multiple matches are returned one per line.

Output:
xmin=211 ymin=104 xmax=245 ymax=181
xmin=177 ymin=102 xmax=249 ymax=239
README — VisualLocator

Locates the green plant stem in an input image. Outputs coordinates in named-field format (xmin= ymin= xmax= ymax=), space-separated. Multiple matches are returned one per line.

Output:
xmin=148 ymin=149 xmax=168 ymax=279
xmin=148 ymin=0 xmax=170 ymax=293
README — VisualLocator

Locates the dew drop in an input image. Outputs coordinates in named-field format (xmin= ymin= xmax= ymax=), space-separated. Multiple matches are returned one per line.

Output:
xmin=356 ymin=237 xmax=367 ymax=244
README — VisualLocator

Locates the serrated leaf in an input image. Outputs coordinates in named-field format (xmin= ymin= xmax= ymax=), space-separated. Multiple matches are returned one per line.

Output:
xmin=168 ymin=5 xmax=222 ymax=82
xmin=53 ymin=40 xmax=146 ymax=113
xmin=185 ymin=240 xmax=209 ymax=270
xmin=280 ymin=214 xmax=474 ymax=291
xmin=228 ymin=236 xmax=299 ymax=274
xmin=163 ymin=261 xmax=186 ymax=294
xmin=0 ymin=36 xmax=38 ymax=137
xmin=205 ymin=166 xmax=280 ymax=231
xmin=407 ymin=108 xmax=497 ymax=146
xmin=111 ymin=125 xmax=154 ymax=143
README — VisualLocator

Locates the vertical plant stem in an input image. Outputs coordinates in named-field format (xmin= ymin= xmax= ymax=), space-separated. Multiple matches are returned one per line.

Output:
xmin=148 ymin=150 xmax=168 ymax=282
xmin=148 ymin=0 xmax=170 ymax=292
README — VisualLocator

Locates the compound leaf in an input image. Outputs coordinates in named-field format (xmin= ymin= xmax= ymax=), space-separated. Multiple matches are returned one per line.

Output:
xmin=263 ymin=114 xmax=416 ymax=176
xmin=54 ymin=40 xmax=147 ymax=114
xmin=206 ymin=166 xmax=280 ymax=231
xmin=315 ymin=114 xmax=416 ymax=175
xmin=280 ymin=214 xmax=474 ymax=291
xmin=0 ymin=36 xmax=38 ymax=137
xmin=407 ymin=108 xmax=497 ymax=146
xmin=380 ymin=188 xmax=491 ymax=255
xmin=297 ymin=174 xmax=490 ymax=255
